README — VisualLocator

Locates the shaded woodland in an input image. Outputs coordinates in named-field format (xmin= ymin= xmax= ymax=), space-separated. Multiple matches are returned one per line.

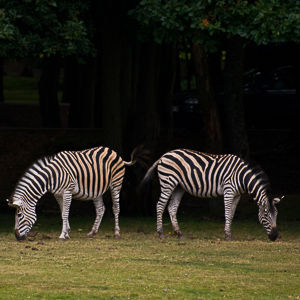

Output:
xmin=1 ymin=1 xmax=299 ymax=214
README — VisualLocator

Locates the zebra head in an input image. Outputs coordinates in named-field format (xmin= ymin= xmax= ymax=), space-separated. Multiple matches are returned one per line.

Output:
xmin=258 ymin=196 xmax=282 ymax=241
xmin=7 ymin=197 xmax=37 ymax=241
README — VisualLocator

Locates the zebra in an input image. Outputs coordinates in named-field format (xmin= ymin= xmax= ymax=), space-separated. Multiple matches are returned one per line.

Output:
xmin=7 ymin=145 xmax=149 ymax=241
xmin=139 ymin=149 xmax=283 ymax=241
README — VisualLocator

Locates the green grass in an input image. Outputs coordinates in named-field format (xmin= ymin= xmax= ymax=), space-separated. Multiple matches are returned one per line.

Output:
xmin=1 ymin=208 xmax=300 ymax=300
xmin=3 ymin=75 xmax=62 ymax=103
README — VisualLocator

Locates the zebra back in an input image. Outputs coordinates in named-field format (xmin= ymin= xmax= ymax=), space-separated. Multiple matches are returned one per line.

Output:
xmin=52 ymin=147 xmax=125 ymax=199
xmin=156 ymin=149 xmax=245 ymax=198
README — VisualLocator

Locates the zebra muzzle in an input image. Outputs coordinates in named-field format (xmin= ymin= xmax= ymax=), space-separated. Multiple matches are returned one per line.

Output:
xmin=14 ymin=229 xmax=27 ymax=241
xmin=268 ymin=227 xmax=278 ymax=241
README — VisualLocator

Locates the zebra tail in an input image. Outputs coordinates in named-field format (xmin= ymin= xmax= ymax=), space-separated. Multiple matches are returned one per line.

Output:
xmin=137 ymin=159 xmax=159 ymax=195
xmin=123 ymin=144 xmax=151 ymax=168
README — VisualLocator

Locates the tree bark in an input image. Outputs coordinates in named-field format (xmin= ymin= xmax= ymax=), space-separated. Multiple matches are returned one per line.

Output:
xmin=0 ymin=57 xmax=4 ymax=102
xmin=38 ymin=55 xmax=61 ymax=128
xmin=191 ymin=43 xmax=223 ymax=154
xmin=62 ymin=57 xmax=79 ymax=105
xmin=158 ymin=42 xmax=177 ymax=141
xmin=99 ymin=3 xmax=123 ymax=154
xmin=131 ymin=41 xmax=161 ymax=216
xmin=120 ymin=42 xmax=135 ymax=155
xmin=67 ymin=57 xmax=97 ymax=128
xmin=223 ymin=37 xmax=249 ymax=161
xmin=132 ymin=41 xmax=161 ymax=148
xmin=20 ymin=57 xmax=34 ymax=77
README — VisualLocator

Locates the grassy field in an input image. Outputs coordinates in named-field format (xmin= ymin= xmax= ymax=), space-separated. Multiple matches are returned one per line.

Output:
xmin=3 ymin=75 xmax=63 ymax=103
xmin=1 ymin=201 xmax=300 ymax=300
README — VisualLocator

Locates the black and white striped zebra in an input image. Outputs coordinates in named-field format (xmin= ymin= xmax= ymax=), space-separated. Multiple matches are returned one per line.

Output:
xmin=139 ymin=149 xmax=282 ymax=241
xmin=8 ymin=145 xmax=149 ymax=241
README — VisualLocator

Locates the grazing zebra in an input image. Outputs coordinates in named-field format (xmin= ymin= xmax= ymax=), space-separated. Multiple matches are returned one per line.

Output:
xmin=139 ymin=149 xmax=282 ymax=241
xmin=8 ymin=145 xmax=149 ymax=241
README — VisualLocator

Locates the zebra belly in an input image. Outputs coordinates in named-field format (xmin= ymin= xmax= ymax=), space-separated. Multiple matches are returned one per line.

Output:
xmin=72 ymin=189 xmax=108 ymax=201
xmin=71 ymin=182 xmax=108 ymax=201
xmin=179 ymin=180 xmax=223 ymax=198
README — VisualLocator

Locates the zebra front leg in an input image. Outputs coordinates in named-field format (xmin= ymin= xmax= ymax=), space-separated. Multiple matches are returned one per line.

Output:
xmin=110 ymin=187 xmax=121 ymax=239
xmin=87 ymin=197 xmax=105 ymax=238
xmin=55 ymin=194 xmax=71 ymax=237
xmin=58 ymin=191 xmax=73 ymax=241
xmin=224 ymin=194 xmax=241 ymax=241
xmin=168 ymin=187 xmax=185 ymax=238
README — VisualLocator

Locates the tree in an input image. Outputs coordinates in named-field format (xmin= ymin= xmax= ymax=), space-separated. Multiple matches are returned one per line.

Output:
xmin=129 ymin=0 xmax=300 ymax=158
xmin=0 ymin=0 xmax=96 ymax=127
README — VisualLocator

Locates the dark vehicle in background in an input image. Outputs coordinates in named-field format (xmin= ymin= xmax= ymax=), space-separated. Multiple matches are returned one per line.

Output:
xmin=172 ymin=91 xmax=203 ymax=129
xmin=242 ymin=65 xmax=298 ymax=129
xmin=172 ymin=65 xmax=298 ymax=129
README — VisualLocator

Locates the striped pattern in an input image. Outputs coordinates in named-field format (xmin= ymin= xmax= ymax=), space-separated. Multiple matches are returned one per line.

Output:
xmin=140 ymin=149 xmax=281 ymax=241
xmin=8 ymin=146 xmax=148 ymax=241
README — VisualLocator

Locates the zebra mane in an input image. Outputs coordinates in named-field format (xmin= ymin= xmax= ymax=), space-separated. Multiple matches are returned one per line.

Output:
xmin=24 ymin=155 xmax=55 ymax=174
xmin=13 ymin=155 xmax=55 ymax=190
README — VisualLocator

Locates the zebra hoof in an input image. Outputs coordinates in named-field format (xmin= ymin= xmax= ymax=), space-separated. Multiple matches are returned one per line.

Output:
xmin=114 ymin=234 xmax=121 ymax=240
xmin=159 ymin=233 xmax=165 ymax=239
xmin=86 ymin=232 xmax=97 ymax=238
xmin=225 ymin=235 xmax=233 ymax=241
xmin=58 ymin=238 xmax=67 ymax=242
xmin=178 ymin=234 xmax=185 ymax=239
xmin=86 ymin=234 xmax=95 ymax=239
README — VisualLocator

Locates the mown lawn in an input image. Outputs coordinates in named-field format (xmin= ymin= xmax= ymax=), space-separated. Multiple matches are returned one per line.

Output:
xmin=1 ymin=205 xmax=299 ymax=300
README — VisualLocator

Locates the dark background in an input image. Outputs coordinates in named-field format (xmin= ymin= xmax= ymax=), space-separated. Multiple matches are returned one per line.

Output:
xmin=1 ymin=43 xmax=299 ymax=217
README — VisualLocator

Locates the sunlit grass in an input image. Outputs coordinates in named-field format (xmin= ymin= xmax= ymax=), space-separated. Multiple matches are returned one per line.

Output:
xmin=1 ymin=210 xmax=299 ymax=299
xmin=3 ymin=75 xmax=62 ymax=103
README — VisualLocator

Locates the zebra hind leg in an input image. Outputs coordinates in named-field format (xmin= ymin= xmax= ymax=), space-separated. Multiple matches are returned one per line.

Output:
xmin=157 ymin=198 xmax=167 ymax=239
xmin=87 ymin=197 xmax=105 ymax=238
xmin=168 ymin=186 xmax=185 ymax=238
xmin=110 ymin=187 xmax=121 ymax=239
xmin=224 ymin=195 xmax=241 ymax=241
xmin=157 ymin=186 xmax=176 ymax=239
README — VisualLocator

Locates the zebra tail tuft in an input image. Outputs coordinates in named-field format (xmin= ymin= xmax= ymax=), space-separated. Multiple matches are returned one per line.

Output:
xmin=137 ymin=160 xmax=159 ymax=195
xmin=124 ymin=144 xmax=151 ymax=168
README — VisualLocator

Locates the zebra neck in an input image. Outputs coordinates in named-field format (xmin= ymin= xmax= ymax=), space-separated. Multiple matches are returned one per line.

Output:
xmin=240 ymin=170 xmax=262 ymax=203
xmin=247 ymin=179 xmax=265 ymax=205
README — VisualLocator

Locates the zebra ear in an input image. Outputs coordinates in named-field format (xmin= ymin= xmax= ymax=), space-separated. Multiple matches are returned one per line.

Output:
xmin=273 ymin=196 xmax=284 ymax=204
xmin=8 ymin=199 xmax=23 ymax=208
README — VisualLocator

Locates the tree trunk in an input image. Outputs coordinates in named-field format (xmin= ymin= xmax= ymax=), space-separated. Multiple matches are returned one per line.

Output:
xmin=67 ymin=57 xmax=97 ymax=128
xmin=191 ymin=43 xmax=223 ymax=154
xmin=99 ymin=3 xmax=123 ymax=154
xmin=0 ymin=57 xmax=4 ymax=102
xmin=20 ymin=57 xmax=34 ymax=77
xmin=158 ymin=42 xmax=177 ymax=141
xmin=132 ymin=41 xmax=161 ymax=148
xmin=131 ymin=41 xmax=161 ymax=216
xmin=120 ymin=42 xmax=135 ymax=155
xmin=38 ymin=55 xmax=61 ymax=128
xmin=223 ymin=37 xmax=249 ymax=161
xmin=62 ymin=57 xmax=79 ymax=104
